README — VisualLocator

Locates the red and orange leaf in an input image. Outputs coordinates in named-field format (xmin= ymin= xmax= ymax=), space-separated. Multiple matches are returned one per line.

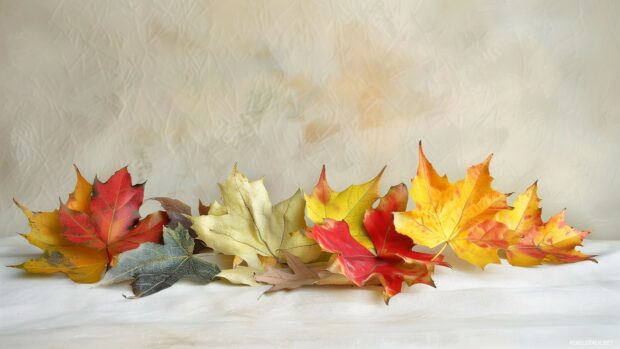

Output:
xmin=59 ymin=167 xmax=168 ymax=262
xmin=496 ymin=183 xmax=595 ymax=266
xmin=90 ymin=168 xmax=144 ymax=247
xmin=307 ymin=185 xmax=442 ymax=303
xmin=107 ymin=211 xmax=168 ymax=256
xmin=60 ymin=205 xmax=103 ymax=249
xmin=508 ymin=211 xmax=594 ymax=265
xmin=308 ymin=220 xmax=435 ymax=304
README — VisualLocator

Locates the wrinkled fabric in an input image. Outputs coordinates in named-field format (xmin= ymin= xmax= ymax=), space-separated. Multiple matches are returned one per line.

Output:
xmin=1 ymin=236 xmax=618 ymax=348
xmin=1 ymin=0 xmax=620 ymax=241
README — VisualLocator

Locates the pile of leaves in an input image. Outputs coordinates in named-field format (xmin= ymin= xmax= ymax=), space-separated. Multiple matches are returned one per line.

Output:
xmin=11 ymin=144 xmax=595 ymax=304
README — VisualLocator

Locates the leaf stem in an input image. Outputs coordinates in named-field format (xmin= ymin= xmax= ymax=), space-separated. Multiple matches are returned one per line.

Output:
xmin=432 ymin=243 xmax=448 ymax=262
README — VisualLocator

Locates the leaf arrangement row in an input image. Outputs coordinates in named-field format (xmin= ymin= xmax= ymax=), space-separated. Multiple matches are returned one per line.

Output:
xmin=11 ymin=144 xmax=595 ymax=304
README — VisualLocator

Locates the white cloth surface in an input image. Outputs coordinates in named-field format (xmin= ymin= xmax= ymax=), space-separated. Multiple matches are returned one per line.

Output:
xmin=1 ymin=236 xmax=618 ymax=349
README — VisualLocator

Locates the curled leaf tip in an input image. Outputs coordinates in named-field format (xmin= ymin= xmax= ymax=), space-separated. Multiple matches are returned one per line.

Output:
xmin=482 ymin=153 xmax=494 ymax=166
xmin=377 ymin=165 xmax=387 ymax=178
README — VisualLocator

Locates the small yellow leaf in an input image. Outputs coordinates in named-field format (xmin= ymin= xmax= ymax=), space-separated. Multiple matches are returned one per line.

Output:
xmin=305 ymin=166 xmax=384 ymax=250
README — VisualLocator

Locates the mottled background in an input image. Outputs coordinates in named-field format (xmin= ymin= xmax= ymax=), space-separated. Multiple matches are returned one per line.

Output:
xmin=1 ymin=1 xmax=618 ymax=239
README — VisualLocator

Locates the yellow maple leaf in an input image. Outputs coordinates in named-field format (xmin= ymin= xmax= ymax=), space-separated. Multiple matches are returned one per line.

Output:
xmin=305 ymin=166 xmax=384 ymax=250
xmin=191 ymin=166 xmax=322 ymax=285
xmin=496 ymin=182 xmax=595 ymax=266
xmin=394 ymin=143 xmax=509 ymax=268
xmin=12 ymin=167 xmax=108 ymax=283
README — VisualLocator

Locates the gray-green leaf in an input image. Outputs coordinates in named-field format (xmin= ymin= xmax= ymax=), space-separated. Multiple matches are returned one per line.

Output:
xmin=101 ymin=224 xmax=220 ymax=298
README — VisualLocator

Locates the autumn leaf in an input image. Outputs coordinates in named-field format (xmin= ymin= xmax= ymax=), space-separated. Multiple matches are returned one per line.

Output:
xmin=191 ymin=166 xmax=322 ymax=285
xmin=59 ymin=167 xmax=169 ymax=263
xmin=152 ymin=197 xmax=210 ymax=253
xmin=101 ymin=224 xmax=220 ymax=298
xmin=255 ymin=252 xmax=380 ymax=291
xmin=198 ymin=200 xmax=210 ymax=215
xmin=394 ymin=143 xmax=510 ymax=268
xmin=66 ymin=165 xmax=93 ymax=213
xmin=496 ymin=183 xmax=595 ymax=266
xmin=308 ymin=184 xmax=440 ymax=304
xmin=308 ymin=221 xmax=435 ymax=304
xmin=254 ymin=251 xmax=333 ymax=292
xmin=11 ymin=167 xmax=108 ymax=283
xmin=365 ymin=184 xmax=448 ymax=267
xmin=152 ymin=197 xmax=192 ymax=229
xmin=305 ymin=166 xmax=384 ymax=250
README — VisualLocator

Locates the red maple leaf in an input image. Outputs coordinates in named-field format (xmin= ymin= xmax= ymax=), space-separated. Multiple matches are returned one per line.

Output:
xmin=60 ymin=167 xmax=168 ymax=263
xmin=307 ymin=184 xmax=445 ymax=303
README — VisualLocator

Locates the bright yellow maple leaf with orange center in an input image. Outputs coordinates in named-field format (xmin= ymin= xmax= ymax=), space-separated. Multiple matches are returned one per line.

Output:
xmin=394 ymin=143 xmax=509 ymax=268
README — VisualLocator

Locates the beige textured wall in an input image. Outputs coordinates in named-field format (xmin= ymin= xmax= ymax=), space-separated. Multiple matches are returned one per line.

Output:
xmin=1 ymin=1 xmax=618 ymax=239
